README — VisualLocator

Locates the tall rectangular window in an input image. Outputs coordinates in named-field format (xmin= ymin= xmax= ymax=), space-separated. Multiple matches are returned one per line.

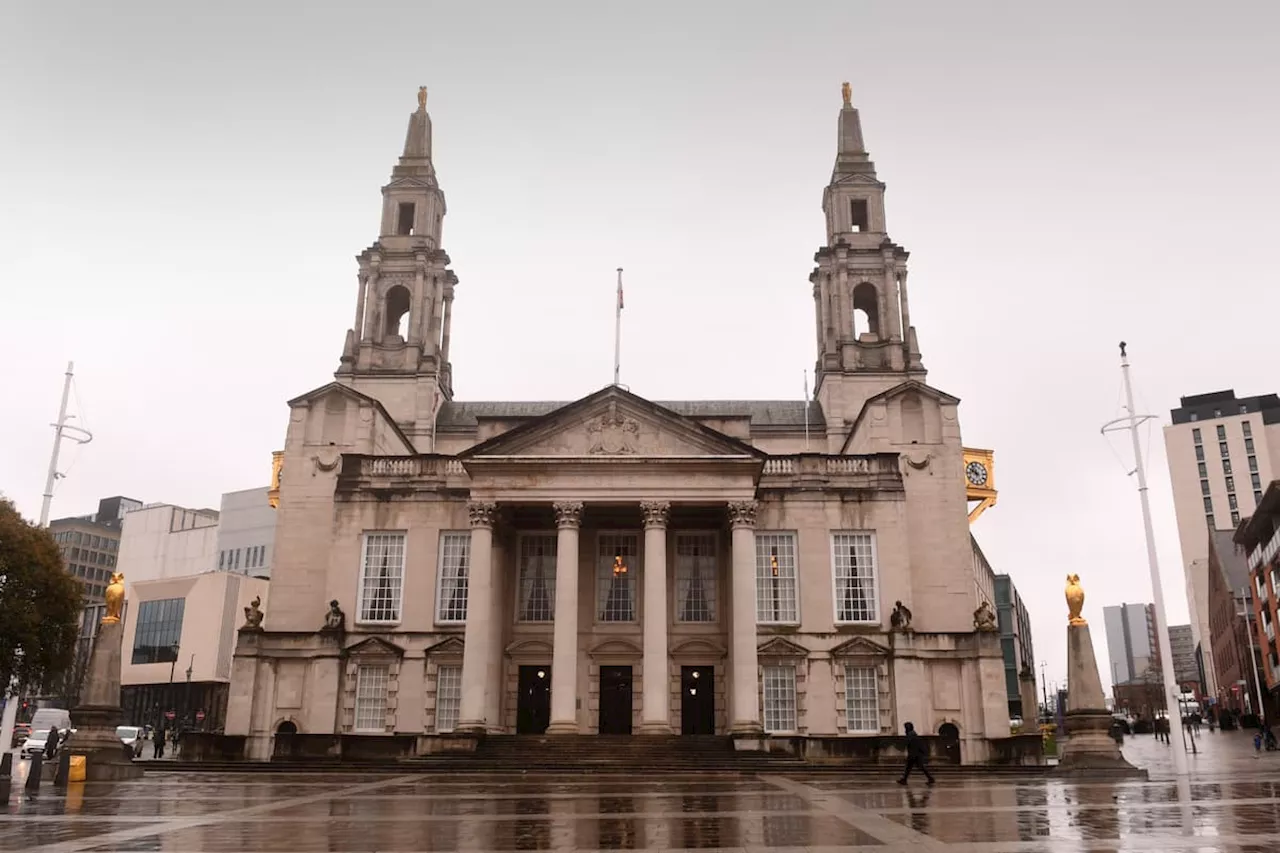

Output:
xmin=675 ymin=532 xmax=717 ymax=622
xmin=755 ymin=533 xmax=799 ymax=624
xmin=130 ymin=598 xmax=185 ymax=665
xmin=763 ymin=665 xmax=797 ymax=733
xmin=597 ymin=533 xmax=639 ymax=622
xmin=844 ymin=665 xmax=879 ymax=733
xmin=1192 ymin=428 xmax=1202 ymax=444
xmin=435 ymin=665 xmax=462 ymax=733
xmin=1201 ymin=480 xmax=1211 ymax=496
xmin=832 ymin=532 xmax=878 ymax=623
xmin=396 ymin=202 xmax=415 ymax=236
xmin=1245 ymin=437 xmax=1256 ymax=454
xmin=353 ymin=665 xmax=389 ymax=732
xmin=1243 ymin=421 xmax=1253 ymax=437
xmin=1195 ymin=445 xmax=1205 ymax=462
xmin=1219 ymin=441 xmax=1230 ymax=458
xmin=849 ymin=199 xmax=870 ymax=232
xmin=1249 ymin=456 xmax=1259 ymax=473
xmin=358 ymin=532 xmax=405 ymax=624
xmin=1217 ymin=425 xmax=1227 ymax=440
xmin=1224 ymin=458 xmax=1234 ymax=475
xmin=1229 ymin=493 xmax=1239 ymax=511
xmin=1226 ymin=476 xmax=1236 ymax=492
xmin=1203 ymin=496 xmax=1213 ymax=513
xmin=517 ymin=533 xmax=557 ymax=622
xmin=1198 ymin=462 xmax=1207 ymax=478
xmin=436 ymin=532 xmax=471 ymax=624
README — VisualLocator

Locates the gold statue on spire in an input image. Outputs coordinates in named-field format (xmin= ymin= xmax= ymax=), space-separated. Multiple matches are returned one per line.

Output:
xmin=103 ymin=572 xmax=125 ymax=624
xmin=417 ymin=86 xmax=428 ymax=110
xmin=841 ymin=81 xmax=852 ymax=107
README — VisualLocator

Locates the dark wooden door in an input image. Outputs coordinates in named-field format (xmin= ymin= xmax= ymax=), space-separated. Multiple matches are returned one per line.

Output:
xmin=938 ymin=722 xmax=961 ymax=765
xmin=517 ymin=665 xmax=551 ymax=734
xmin=680 ymin=666 xmax=715 ymax=734
xmin=598 ymin=666 xmax=633 ymax=734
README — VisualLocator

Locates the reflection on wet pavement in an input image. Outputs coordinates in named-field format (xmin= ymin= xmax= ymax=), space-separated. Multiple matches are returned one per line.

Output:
xmin=3 ymin=730 xmax=1280 ymax=851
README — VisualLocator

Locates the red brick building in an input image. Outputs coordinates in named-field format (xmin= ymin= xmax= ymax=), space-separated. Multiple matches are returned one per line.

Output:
xmin=1235 ymin=481 xmax=1280 ymax=718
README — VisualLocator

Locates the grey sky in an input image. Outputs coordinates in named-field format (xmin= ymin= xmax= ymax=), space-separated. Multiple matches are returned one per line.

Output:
xmin=3 ymin=2 xmax=1277 ymax=689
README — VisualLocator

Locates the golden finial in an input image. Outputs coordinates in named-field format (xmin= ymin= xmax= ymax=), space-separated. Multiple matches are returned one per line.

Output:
xmin=841 ymin=81 xmax=852 ymax=108
xmin=613 ymin=554 xmax=627 ymax=576
xmin=103 ymin=572 xmax=125 ymax=624
xmin=417 ymin=86 xmax=428 ymax=110
xmin=1065 ymin=574 xmax=1087 ymax=626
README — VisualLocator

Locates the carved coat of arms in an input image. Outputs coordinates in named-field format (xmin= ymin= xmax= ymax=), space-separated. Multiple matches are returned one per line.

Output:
xmin=586 ymin=403 xmax=640 ymax=454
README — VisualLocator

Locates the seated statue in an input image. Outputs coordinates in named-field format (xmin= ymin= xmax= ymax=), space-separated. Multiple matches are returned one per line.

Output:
xmin=242 ymin=595 xmax=264 ymax=630
xmin=322 ymin=600 xmax=346 ymax=632
xmin=974 ymin=600 xmax=998 ymax=632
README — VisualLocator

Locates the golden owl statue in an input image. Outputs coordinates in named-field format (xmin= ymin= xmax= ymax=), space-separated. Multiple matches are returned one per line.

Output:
xmin=103 ymin=571 xmax=126 ymax=624
xmin=1065 ymin=573 xmax=1087 ymax=626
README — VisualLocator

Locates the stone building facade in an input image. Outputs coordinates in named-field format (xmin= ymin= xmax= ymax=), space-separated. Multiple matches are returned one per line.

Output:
xmin=226 ymin=90 xmax=1009 ymax=762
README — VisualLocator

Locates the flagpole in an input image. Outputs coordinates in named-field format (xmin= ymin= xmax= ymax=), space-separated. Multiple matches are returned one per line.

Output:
xmin=614 ymin=267 xmax=623 ymax=386
xmin=803 ymin=370 xmax=811 ymax=451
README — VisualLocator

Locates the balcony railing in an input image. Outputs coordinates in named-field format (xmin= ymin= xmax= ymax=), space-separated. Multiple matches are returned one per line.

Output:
xmin=337 ymin=455 xmax=469 ymax=490
xmin=1248 ymin=524 xmax=1280 ymax=570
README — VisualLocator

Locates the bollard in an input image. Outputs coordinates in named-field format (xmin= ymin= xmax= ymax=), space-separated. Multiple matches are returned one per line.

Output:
xmin=54 ymin=751 xmax=70 ymax=787
xmin=0 ymin=752 xmax=12 ymax=803
xmin=25 ymin=753 xmax=43 ymax=791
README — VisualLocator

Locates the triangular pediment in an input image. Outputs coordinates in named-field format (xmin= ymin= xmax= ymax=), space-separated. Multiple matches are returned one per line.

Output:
xmin=757 ymin=636 xmax=809 ymax=659
xmin=344 ymin=636 xmax=405 ymax=658
xmin=287 ymin=381 xmax=415 ymax=454
xmin=460 ymin=386 xmax=764 ymax=460
xmin=425 ymin=636 xmax=465 ymax=656
xmin=830 ymin=637 xmax=890 ymax=659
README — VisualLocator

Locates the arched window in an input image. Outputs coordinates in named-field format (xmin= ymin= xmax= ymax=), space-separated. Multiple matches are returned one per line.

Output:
xmin=383 ymin=285 xmax=411 ymax=340
xmin=852 ymin=282 xmax=880 ymax=339
xmin=900 ymin=392 xmax=924 ymax=444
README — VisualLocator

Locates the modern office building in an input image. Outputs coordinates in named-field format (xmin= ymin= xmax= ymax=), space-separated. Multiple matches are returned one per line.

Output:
xmin=1168 ymin=623 xmax=1202 ymax=693
xmin=993 ymin=574 xmax=1036 ymax=721
xmin=49 ymin=495 xmax=142 ymax=602
xmin=1165 ymin=390 xmax=1280 ymax=695
xmin=214 ymin=487 xmax=276 ymax=578
xmin=1104 ymin=602 xmax=1160 ymax=688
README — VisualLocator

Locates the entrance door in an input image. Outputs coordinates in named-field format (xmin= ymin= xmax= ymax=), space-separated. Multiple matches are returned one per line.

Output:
xmin=516 ymin=665 xmax=551 ymax=734
xmin=938 ymin=722 xmax=961 ymax=765
xmin=598 ymin=666 xmax=633 ymax=734
xmin=681 ymin=666 xmax=715 ymax=735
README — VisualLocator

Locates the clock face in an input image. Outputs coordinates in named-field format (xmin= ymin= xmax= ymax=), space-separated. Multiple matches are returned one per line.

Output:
xmin=965 ymin=460 xmax=989 ymax=487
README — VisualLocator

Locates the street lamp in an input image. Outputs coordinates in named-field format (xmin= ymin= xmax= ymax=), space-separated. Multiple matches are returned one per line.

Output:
xmin=1236 ymin=588 xmax=1267 ymax=726
xmin=165 ymin=641 xmax=180 ymax=729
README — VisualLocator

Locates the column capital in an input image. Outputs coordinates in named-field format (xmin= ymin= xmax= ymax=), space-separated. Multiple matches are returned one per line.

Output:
xmin=553 ymin=501 xmax=584 ymax=529
xmin=639 ymin=500 xmax=671 ymax=529
xmin=467 ymin=501 xmax=498 ymax=528
xmin=727 ymin=500 xmax=758 ymax=529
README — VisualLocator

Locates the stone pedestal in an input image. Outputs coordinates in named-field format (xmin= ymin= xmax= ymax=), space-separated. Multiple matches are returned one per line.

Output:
xmin=1058 ymin=623 xmax=1142 ymax=776
xmin=69 ymin=620 xmax=143 ymax=780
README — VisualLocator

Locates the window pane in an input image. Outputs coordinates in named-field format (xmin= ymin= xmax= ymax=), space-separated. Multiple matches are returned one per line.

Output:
xmin=844 ymin=665 xmax=879 ymax=733
xmin=1219 ymin=442 xmax=1229 ymax=457
xmin=1192 ymin=428 xmax=1202 ymax=444
xmin=130 ymin=598 xmax=186 ymax=665
xmin=597 ymin=533 xmax=638 ymax=622
xmin=755 ymin=533 xmax=798 ymax=624
xmin=1203 ymin=496 xmax=1213 ymax=513
xmin=1194 ymin=445 xmax=1204 ymax=462
xmin=1201 ymin=480 xmax=1210 ymax=496
xmin=1224 ymin=459 xmax=1233 ymax=475
xmin=436 ymin=665 xmax=462 ymax=732
xmin=353 ymin=665 xmax=389 ymax=731
xmin=763 ymin=665 xmax=797 ymax=733
xmin=1198 ymin=462 xmax=1207 ymax=478
xmin=1216 ymin=425 xmax=1227 ymax=440
xmin=832 ymin=533 xmax=878 ymax=623
xmin=437 ymin=532 xmax=471 ymax=623
xmin=518 ymin=534 xmax=557 ymax=622
xmin=1249 ymin=456 xmax=1258 ymax=473
xmin=675 ymin=532 xmax=717 ymax=622
xmin=1246 ymin=438 xmax=1255 ymax=454
xmin=359 ymin=532 xmax=405 ymax=623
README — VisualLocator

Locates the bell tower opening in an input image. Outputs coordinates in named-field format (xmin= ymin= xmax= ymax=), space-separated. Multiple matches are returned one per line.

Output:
xmin=852 ymin=282 xmax=880 ymax=340
xmin=383 ymin=285 xmax=411 ymax=340
xmin=850 ymin=199 xmax=869 ymax=233
xmin=396 ymin=202 xmax=416 ymax=236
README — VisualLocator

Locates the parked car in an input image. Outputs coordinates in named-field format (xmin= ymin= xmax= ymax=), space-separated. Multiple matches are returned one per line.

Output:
xmin=20 ymin=730 xmax=55 ymax=760
xmin=10 ymin=722 xmax=31 ymax=748
xmin=116 ymin=726 xmax=143 ymax=757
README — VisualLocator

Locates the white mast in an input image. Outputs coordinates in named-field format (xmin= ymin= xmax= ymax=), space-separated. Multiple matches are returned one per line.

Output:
xmin=39 ymin=361 xmax=93 ymax=527
xmin=613 ymin=268 xmax=623 ymax=386
xmin=1101 ymin=341 xmax=1189 ymax=779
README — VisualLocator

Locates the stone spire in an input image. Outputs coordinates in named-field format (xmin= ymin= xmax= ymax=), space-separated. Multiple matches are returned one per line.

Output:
xmin=832 ymin=85 xmax=877 ymax=182
xmin=395 ymin=86 xmax=437 ymax=181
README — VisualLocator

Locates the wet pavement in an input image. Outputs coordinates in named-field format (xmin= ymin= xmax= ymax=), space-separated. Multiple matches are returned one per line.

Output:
xmin=3 ymin=729 xmax=1280 ymax=852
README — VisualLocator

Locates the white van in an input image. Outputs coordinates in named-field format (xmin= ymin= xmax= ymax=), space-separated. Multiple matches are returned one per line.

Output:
xmin=29 ymin=708 xmax=73 ymax=734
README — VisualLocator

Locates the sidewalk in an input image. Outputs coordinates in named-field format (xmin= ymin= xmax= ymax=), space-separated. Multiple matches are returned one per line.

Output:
xmin=1122 ymin=724 xmax=1280 ymax=777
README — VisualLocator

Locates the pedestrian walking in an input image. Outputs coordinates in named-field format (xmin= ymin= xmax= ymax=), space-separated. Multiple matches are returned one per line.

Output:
xmin=153 ymin=726 xmax=165 ymax=759
xmin=897 ymin=722 xmax=935 ymax=786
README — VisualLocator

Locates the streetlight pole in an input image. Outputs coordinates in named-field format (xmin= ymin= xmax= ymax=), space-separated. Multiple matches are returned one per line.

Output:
xmin=1238 ymin=589 xmax=1267 ymax=726
xmin=1101 ymin=342 xmax=1190 ymax=780
xmin=166 ymin=642 xmax=179 ymax=729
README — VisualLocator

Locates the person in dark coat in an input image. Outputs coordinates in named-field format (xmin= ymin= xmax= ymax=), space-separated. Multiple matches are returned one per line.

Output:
xmin=45 ymin=726 xmax=60 ymax=759
xmin=898 ymin=722 xmax=935 ymax=786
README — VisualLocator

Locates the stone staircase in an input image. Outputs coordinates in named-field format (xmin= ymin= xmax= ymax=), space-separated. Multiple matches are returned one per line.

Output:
xmin=457 ymin=734 xmax=809 ymax=773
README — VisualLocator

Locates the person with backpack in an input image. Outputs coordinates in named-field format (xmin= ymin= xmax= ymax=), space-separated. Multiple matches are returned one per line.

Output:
xmin=898 ymin=722 xmax=936 ymax=786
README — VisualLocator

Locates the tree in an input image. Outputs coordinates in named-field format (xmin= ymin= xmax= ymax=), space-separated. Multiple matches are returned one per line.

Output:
xmin=0 ymin=498 xmax=84 ymax=693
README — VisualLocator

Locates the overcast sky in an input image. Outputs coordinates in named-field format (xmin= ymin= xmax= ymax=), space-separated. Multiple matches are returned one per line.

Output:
xmin=3 ymin=2 xmax=1278 ymax=692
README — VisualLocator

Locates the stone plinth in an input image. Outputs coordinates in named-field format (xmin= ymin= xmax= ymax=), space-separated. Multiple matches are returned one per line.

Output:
xmin=69 ymin=620 xmax=143 ymax=780
xmin=1058 ymin=622 xmax=1143 ymax=777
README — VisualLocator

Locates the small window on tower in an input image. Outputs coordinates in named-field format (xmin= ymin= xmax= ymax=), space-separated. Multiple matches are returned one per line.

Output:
xmin=397 ymin=203 xmax=416 ymax=236
xmin=850 ymin=199 xmax=870 ymax=232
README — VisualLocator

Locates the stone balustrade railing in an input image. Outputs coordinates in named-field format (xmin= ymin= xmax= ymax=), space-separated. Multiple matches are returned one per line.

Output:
xmin=759 ymin=453 xmax=901 ymax=482
xmin=342 ymin=455 xmax=469 ymax=483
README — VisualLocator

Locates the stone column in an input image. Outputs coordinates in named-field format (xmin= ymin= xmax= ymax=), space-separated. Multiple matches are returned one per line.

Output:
xmin=457 ymin=501 xmax=497 ymax=734
xmin=440 ymin=289 xmax=455 ymax=364
xmin=547 ymin=501 xmax=583 ymax=734
xmin=728 ymin=500 xmax=763 ymax=735
xmin=640 ymin=500 xmax=671 ymax=734
xmin=353 ymin=269 xmax=369 ymax=341
xmin=409 ymin=255 xmax=426 ymax=345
